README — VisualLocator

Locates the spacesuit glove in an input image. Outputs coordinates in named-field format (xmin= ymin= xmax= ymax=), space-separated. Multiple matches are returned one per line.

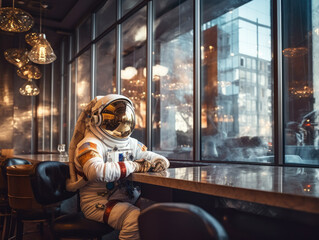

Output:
xmin=151 ymin=158 xmax=167 ymax=172
xmin=133 ymin=159 xmax=152 ymax=173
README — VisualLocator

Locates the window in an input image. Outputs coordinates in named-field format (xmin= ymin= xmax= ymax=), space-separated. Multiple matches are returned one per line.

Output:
xmin=56 ymin=0 xmax=319 ymax=167
xmin=121 ymin=7 xmax=147 ymax=143
xmin=201 ymin=0 xmax=273 ymax=162
xmin=95 ymin=0 xmax=116 ymax=37
xmin=152 ymin=0 xmax=194 ymax=160
xmin=283 ymin=0 xmax=318 ymax=165
xmin=76 ymin=49 xmax=91 ymax=117
xmin=95 ymin=30 xmax=116 ymax=96
xmin=240 ymin=57 xmax=245 ymax=67
xmin=78 ymin=17 xmax=92 ymax=52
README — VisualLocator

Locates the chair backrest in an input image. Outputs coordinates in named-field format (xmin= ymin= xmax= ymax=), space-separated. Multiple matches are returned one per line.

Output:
xmin=30 ymin=161 xmax=77 ymax=205
xmin=138 ymin=202 xmax=228 ymax=240
xmin=0 ymin=158 xmax=31 ymax=195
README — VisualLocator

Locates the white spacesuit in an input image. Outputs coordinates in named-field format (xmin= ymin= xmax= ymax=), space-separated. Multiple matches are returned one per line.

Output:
xmin=66 ymin=94 xmax=169 ymax=240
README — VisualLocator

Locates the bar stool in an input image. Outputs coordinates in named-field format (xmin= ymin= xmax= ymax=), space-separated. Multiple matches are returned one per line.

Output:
xmin=7 ymin=163 xmax=54 ymax=240
xmin=0 ymin=158 xmax=31 ymax=240
xmin=138 ymin=202 xmax=228 ymax=240
xmin=30 ymin=161 xmax=114 ymax=240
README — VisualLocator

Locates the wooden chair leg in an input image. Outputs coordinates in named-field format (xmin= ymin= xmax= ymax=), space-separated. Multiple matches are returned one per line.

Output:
xmin=1 ymin=214 xmax=11 ymax=240
xmin=15 ymin=218 xmax=24 ymax=240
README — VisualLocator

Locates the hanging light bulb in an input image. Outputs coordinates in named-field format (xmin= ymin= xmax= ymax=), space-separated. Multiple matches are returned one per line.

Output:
xmin=4 ymin=48 xmax=29 ymax=68
xmin=0 ymin=0 xmax=34 ymax=32
xmin=17 ymin=64 xmax=42 ymax=79
xmin=19 ymin=79 xmax=40 ymax=96
xmin=28 ymin=33 xmax=56 ymax=64
xmin=27 ymin=2 xmax=56 ymax=65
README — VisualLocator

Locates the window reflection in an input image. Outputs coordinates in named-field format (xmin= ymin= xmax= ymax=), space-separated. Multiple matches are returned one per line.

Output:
xmin=121 ymin=7 xmax=147 ymax=143
xmin=95 ymin=0 xmax=116 ymax=37
xmin=201 ymin=0 xmax=273 ymax=162
xmin=78 ymin=17 xmax=92 ymax=52
xmin=152 ymin=0 xmax=194 ymax=160
xmin=283 ymin=0 xmax=319 ymax=165
xmin=96 ymin=31 xmax=116 ymax=96
xmin=121 ymin=0 xmax=143 ymax=16
xmin=77 ymin=49 xmax=91 ymax=117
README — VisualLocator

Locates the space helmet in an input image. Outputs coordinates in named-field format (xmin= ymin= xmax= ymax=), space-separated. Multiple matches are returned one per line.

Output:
xmin=89 ymin=94 xmax=135 ymax=142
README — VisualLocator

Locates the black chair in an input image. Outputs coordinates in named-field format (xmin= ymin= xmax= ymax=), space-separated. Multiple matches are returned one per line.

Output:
xmin=30 ymin=161 xmax=114 ymax=240
xmin=138 ymin=202 xmax=228 ymax=240
xmin=0 ymin=158 xmax=32 ymax=240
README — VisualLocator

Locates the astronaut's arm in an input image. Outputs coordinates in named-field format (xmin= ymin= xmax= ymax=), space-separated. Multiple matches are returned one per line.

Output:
xmin=139 ymin=151 xmax=170 ymax=172
xmin=77 ymin=150 xmax=138 ymax=182
xmin=134 ymin=142 xmax=170 ymax=172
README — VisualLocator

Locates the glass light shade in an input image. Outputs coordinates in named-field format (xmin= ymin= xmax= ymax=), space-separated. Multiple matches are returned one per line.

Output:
xmin=4 ymin=48 xmax=29 ymax=68
xmin=25 ymin=32 xmax=39 ymax=46
xmin=17 ymin=64 xmax=42 ymax=79
xmin=0 ymin=7 xmax=34 ymax=32
xmin=19 ymin=79 xmax=40 ymax=96
xmin=28 ymin=33 xmax=57 ymax=64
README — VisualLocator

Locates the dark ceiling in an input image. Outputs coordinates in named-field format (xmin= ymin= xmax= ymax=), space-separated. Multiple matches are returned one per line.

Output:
xmin=1 ymin=0 xmax=104 ymax=46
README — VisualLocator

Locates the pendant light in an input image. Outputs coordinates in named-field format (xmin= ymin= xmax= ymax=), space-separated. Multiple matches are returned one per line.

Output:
xmin=25 ymin=32 xmax=39 ymax=46
xmin=4 ymin=48 xmax=29 ymax=68
xmin=28 ymin=1 xmax=56 ymax=64
xmin=19 ymin=79 xmax=40 ymax=96
xmin=17 ymin=64 xmax=42 ymax=80
xmin=0 ymin=0 xmax=34 ymax=32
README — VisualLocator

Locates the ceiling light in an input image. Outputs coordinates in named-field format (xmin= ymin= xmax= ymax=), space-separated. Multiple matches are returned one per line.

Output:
xmin=25 ymin=32 xmax=39 ymax=46
xmin=27 ymin=1 xmax=56 ymax=65
xmin=0 ymin=0 xmax=34 ymax=32
xmin=28 ymin=34 xmax=56 ymax=64
xmin=4 ymin=48 xmax=29 ymax=68
xmin=17 ymin=64 xmax=42 ymax=79
xmin=19 ymin=79 xmax=40 ymax=96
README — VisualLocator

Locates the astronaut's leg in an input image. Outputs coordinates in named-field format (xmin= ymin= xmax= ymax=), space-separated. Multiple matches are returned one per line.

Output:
xmin=107 ymin=202 xmax=140 ymax=240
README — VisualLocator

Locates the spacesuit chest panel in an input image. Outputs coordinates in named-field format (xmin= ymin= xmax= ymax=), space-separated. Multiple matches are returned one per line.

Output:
xmin=104 ymin=148 xmax=134 ymax=163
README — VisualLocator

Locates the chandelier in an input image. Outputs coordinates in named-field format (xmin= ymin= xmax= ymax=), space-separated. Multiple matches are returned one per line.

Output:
xmin=17 ymin=64 xmax=42 ymax=80
xmin=0 ymin=0 xmax=34 ymax=32
xmin=19 ymin=79 xmax=40 ymax=96
xmin=4 ymin=48 xmax=29 ymax=68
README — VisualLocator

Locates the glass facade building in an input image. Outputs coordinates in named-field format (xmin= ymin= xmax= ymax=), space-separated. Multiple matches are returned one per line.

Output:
xmin=35 ymin=0 xmax=319 ymax=166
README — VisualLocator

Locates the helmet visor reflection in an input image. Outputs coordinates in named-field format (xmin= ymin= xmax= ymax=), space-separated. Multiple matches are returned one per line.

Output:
xmin=99 ymin=99 xmax=135 ymax=139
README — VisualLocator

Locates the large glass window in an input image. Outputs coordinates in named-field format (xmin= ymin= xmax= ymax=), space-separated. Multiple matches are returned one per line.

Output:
xmin=283 ymin=0 xmax=318 ymax=165
xmin=59 ymin=0 xmax=319 ymax=166
xmin=201 ymin=0 xmax=273 ymax=162
xmin=95 ymin=0 xmax=116 ymax=37
xmin=95 ymin=30 xmax=116 ymax=96
xmin=122 ymin=0 xmax=143 ymax=16
xmin=38 ymin=66 xmax=52 ymax=152
xmin=152 ymin=0 xmax=194 ymax=160
xmin=76 ymin=49 xmax=91 ymax=117
xmin=121 ymin=6 xmax=147 ymax=143
xmin=52 ymin=56 xmax=61 ymax=149
xmin=78 ymin=17 xmax=92 ymax=52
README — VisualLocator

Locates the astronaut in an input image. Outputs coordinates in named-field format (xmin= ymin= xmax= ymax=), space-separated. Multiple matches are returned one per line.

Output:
xmin=66 ymin=94 xmax=169 ymax=240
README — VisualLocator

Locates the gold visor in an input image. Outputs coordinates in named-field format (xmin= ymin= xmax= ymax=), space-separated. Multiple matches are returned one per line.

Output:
xmin=99 ymin=99 xmax=135 ymax=139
